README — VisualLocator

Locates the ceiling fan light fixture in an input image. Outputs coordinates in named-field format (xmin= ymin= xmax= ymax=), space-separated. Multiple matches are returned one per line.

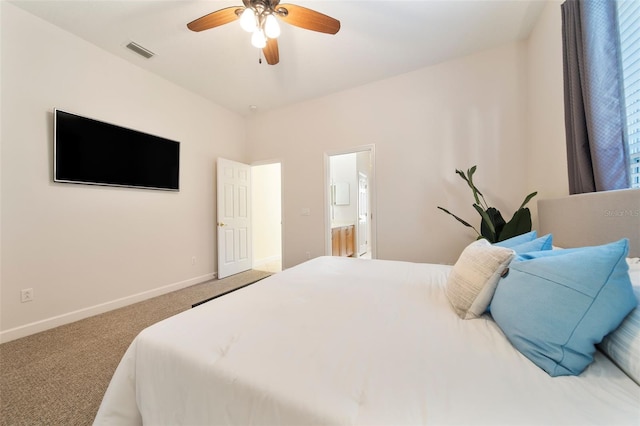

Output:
xmin=264 ymin=14 xmax=280 ymax=39
xmin=251 ymin=29 xmax=267 ymax=48
xmin=240 ymin=8 xmax=257 ymax=32
xmin=187 ymin=1 xmax=340 ymax=65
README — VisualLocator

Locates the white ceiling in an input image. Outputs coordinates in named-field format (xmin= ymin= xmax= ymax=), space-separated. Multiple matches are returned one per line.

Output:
xmin=10 ymin=0 xmax=547 ymax=116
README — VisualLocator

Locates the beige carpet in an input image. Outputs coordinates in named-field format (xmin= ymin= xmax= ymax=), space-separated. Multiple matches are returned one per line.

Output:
xmin=0 ymin=269 xmax=272 ymax=426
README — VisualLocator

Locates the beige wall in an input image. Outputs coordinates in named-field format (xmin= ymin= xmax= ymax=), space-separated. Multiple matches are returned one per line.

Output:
xmin=247 ymin=42 xmax=534 ymax=267
xmin=0 ymin=3 xmax=246 ymax=341
xmin=525 ymin=0 xmax=568 ymax=230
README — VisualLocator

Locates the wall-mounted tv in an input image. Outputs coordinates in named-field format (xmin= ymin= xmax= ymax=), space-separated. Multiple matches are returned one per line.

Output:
xmin=54 ymin=109 xmax=180 ymax=191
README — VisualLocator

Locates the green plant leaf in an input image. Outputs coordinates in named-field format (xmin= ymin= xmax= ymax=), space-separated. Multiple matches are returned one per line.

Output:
xmin=467 ymin=165 xmax=491 ymax=209
xmin=473 ymin=204 xmax=497 ymax=242
xmin=518 ymin=191 xmax=538 ymax=210
xmin=477 ymin=206 xmax=506 ymax=243
xmin=498 ymin=208 xmax=533 ymax=242
xmin=455 ymin=169 xmax=468 ymax=184
xmin=467 ymin=166 xmax=483 ymax=206
xmin=436 ymin=206 xmax=478 ymax=232
xmin=485 ymin=207 xmax=506 ymax=240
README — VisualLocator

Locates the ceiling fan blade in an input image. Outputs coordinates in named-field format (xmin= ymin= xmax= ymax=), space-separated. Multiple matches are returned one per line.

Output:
xmin=263 ymin=38 xmax=280 ymax=65
xmin=277 ymin=4 xmax=340 ymax=35
xmin=187 ymin=6 xmax=242 ymax=32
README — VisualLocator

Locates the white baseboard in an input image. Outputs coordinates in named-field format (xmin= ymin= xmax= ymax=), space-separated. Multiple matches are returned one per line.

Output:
xmin=0 ymin=272 xmax=216 ymax=344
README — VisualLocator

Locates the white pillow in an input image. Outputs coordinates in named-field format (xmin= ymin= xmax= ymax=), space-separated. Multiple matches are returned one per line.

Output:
xmin=446 ymin=239 xmax=515 ymax=319
xmin=599 ymin=260 xmax=640 ymax=384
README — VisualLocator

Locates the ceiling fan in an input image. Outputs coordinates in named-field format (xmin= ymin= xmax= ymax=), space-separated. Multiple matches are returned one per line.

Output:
xmin=187 ymin=0 xmax=340 ymax=65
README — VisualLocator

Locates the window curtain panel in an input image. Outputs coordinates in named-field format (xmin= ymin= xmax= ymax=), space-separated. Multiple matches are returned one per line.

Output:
xmin=561 ymin=0 xmax=630 ymax=194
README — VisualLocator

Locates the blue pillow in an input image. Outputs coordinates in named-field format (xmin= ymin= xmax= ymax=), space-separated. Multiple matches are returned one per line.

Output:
xmin=505 ymin=234 xmax=553 ymax=254
xmin=485 ymin=233 xmax=553 ymax=315
xmin=494 ymin=231 xmax=537 ymax=248
xmin=491 ymin=239 xmax=636 ymax=377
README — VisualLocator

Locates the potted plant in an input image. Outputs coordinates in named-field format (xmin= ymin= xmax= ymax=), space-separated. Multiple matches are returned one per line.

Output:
xmin=437 ymin=166 xmax=537 ymax=243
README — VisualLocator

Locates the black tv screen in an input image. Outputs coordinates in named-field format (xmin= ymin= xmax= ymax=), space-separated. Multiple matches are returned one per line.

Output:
xmin=54 ymin=109 xmax=180 ymax=191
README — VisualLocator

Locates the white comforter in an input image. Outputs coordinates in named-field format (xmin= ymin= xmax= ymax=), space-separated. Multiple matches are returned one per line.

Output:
xmin=95 ymin=256 xmax=640 ymax=425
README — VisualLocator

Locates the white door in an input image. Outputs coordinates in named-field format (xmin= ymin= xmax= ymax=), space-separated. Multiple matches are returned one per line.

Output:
xmin=358 ymin=172 xmax=369 ymax=256
xmin=217 ymin=158 xmax=252 ymax=279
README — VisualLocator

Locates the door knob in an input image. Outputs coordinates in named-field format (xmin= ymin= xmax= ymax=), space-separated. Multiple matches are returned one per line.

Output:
xmin=218 ymin=222 xmax=226 ymax=227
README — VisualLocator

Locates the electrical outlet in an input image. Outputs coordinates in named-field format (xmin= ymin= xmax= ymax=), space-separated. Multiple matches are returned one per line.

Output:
xmin=191 ymin=256 xmax=197 ymax=265
xmin=306 ymin=251 xmax=311 ymax=259
xmin=21 ymin=288 xmax=34 ymax=303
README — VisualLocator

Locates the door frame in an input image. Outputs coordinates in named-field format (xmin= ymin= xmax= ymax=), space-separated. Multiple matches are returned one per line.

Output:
xmin=324 ymin=145 xmax=377 ymax=258
xmin=357 ymin=171 xmax=369 ymax=256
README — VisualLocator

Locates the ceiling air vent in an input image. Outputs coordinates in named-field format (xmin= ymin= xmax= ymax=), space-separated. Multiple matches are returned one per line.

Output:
xmin=126 ymin=41 xmax=155 ymax=59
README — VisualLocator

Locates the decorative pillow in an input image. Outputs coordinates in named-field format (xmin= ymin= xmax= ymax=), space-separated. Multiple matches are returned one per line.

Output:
xmin=599 ymin=260 xmax=640 ymax=384
xmin=491 ymin=239 xmax=636 ymax=377
xmin=446 ymin=239 xmax=515 ymax=320
xmin=629 ymin=259 xmax=640 ymax=286
xmin=627 ymin=257 xmax=640 ymax=270
xmin=493 ymin=230 xmax=537 ymax=248
xmin=501 ymin=234 xmax=553 ymax=254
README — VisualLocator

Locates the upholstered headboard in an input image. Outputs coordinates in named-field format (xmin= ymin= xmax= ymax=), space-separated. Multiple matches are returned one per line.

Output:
xmin=538 ymin=189 xmax=640 ymax=258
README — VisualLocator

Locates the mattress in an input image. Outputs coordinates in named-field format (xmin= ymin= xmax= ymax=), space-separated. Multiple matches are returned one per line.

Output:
xmin=94 ymin=256 xmax=640 ymax=425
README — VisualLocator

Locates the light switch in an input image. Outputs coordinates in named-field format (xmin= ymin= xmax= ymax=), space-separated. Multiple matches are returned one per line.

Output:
xmin=301 ymin=208 xmax=311 ymax=216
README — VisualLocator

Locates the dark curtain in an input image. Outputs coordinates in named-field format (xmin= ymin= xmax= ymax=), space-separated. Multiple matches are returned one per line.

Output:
xmin=561 ymin=0 xmax=630 ymax=194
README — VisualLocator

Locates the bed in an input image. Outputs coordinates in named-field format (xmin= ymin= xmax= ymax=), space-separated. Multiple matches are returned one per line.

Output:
xmin=95 ymin=189 xmax=640 ymax=425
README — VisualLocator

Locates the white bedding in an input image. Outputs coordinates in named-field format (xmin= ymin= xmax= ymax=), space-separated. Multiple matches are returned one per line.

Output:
xmin=94 ymin=256 xmax=640 ymax=425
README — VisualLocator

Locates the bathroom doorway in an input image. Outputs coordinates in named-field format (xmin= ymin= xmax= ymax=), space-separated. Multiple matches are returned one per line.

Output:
xmin=324 ymin=146 xmax=376 ymax=259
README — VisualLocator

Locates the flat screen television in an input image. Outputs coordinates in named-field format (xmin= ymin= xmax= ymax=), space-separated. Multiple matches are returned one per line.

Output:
xmin=54 ymin=109 xmax=180 ymax=191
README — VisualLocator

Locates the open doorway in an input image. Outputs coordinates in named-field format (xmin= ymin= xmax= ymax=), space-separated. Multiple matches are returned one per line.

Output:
xmin=251 ymin=161 xmax=282 ymax=273
xmin=325 ymin=146 xmax=376 ymax=259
